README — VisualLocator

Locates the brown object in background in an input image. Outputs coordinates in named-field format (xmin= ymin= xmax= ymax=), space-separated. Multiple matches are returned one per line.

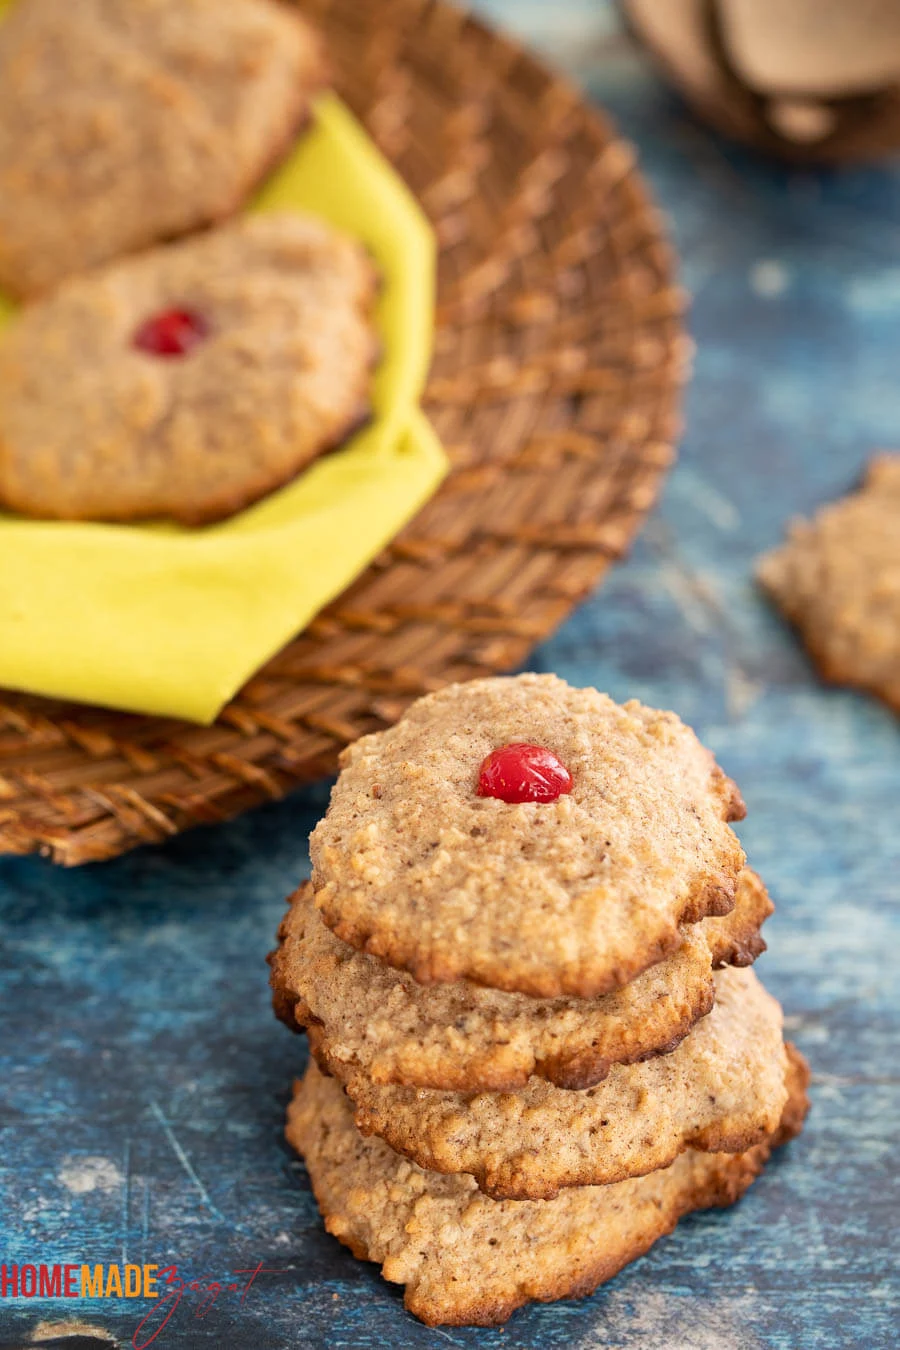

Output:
xmin=0 ymin=0 xmax=686 ymax=866
xmin=623 ymin=0 xmax=900 ymax=163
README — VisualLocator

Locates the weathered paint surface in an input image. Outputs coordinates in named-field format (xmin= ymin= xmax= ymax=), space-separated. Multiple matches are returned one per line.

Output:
xmin=1 ymin=4 xmax=898 ymax=1347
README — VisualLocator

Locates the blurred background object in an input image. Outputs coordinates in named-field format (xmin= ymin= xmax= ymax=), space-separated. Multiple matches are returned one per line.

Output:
xmin=623 ymin=0 xmax=900 ymax=162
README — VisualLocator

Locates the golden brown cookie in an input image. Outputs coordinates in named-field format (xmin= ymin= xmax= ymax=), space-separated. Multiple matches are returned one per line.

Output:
xmin=310 ymin=674 xmax=747 ymax=999
xmin=270 ymin=868 xmax=772 ymax=1092
xmin=0 ymin=0 xmax=325 ymax=298
xmin=286 ymin=1046 xmax=810 ymax=1327
xmin=0 ymin=213 xmax=377 ymax=524
xmin=702 ymin=865 xmax=773 ymax=968
xmin=758 ymin=455 xmax=900 ymax=712
xmin=321 ymin=967 xmax=788 ymax=1200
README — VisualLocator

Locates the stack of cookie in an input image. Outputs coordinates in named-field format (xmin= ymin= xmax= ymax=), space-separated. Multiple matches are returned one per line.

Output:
xmin=270 ymin=674 xmax=808 ymax=1326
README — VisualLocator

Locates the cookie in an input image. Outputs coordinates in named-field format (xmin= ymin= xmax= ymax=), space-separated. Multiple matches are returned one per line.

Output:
xmin=319 ymin=967 xmax=787 ymax=1200
xmin=758 ymin=455 xmax=900 ymax=713
xmin=270 ymin=868 xmax=772 ymax=1092
xmin=286 ymin=1046 xmax=810 ymax=1327
xmin=0 ymin=213 xmax=377 ymax=524
xmin=310 ymin=674 xmax=747 ymax=999
xmin=0 ymin=0 xmax=325 ymax=298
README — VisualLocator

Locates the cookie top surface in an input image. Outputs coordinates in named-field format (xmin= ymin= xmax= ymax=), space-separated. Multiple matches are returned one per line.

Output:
xmin=331 ymin=966 xmax=788 ymax=1199
xmin=0 ymin=212 xmax=377 ymax=524
xmin=287 ymin=1048 xmax=809 ymax=1327
xmin=310 ymin=674 xmax=747 ymax=999
xmin=270 ymin=868 xmax=772 ymax=1092
xmin=0 ymin=0 xmax=324 ymax=297
xmin=758 ymin=454 xmax=900 ymax=712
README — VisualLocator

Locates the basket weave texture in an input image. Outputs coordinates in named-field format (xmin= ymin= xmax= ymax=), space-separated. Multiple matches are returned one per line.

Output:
xmin=0 ymin=0 xmax=687 ymax=865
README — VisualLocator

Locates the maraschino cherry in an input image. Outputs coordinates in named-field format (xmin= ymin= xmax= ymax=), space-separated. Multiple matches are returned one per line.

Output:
xmin=133 ymin=308 xmax=208 ymax=357
xmin=477 ymin=743 xmax=573 ymax=804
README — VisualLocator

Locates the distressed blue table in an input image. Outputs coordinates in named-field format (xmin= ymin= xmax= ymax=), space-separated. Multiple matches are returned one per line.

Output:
xmin=1 ymin=4 xmax=898 ymax=1347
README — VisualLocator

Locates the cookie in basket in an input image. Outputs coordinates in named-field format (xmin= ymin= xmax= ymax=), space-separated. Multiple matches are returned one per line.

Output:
xmin=309 ymin=674 xmax=747 ymax=999
xmin=0 ymin=0 xmax=325 ymax=298
xmin=0 ymin=212 xmax=378 ymax=524
xmin=758 ymin=454 xmax=900 ymax=712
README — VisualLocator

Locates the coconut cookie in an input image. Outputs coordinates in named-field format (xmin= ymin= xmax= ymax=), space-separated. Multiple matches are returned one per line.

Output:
xmin=320 ymin=967 xmax=788 ymax=1201
xmin=0 ymin=0 xmax=325 ymax=298
xmin=270 ymin=868 xmax=772 ymax=1092
xmin=310 ymin=674 xmax=746 ymax=999
xmin=0 ymin=213 xmax=377 ymax=524
xmin=758 ymin=455 xmax=900 ymax=713
xmin=287 ymin=1048 xmax=810 ymax=1327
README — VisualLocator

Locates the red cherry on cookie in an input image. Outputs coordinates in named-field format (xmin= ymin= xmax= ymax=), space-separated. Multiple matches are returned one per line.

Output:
xmin=477 ymin=743 xmax=573 ymax=804
xmin=133 ymin=308 xmax=208 ymax=357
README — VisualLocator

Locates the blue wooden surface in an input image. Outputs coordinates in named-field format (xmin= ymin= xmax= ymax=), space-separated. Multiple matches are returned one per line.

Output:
xmin=1 ymin=4 xmax=899 ymax=1347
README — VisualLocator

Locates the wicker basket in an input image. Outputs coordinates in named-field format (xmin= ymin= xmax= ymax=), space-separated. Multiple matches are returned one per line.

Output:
xmin=0 ymin=0 xmax=687 ymax=865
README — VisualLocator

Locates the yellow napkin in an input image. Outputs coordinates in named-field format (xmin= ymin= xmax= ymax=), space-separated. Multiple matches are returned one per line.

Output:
xmin=0 ymin=93 xmax=446 ymax=723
